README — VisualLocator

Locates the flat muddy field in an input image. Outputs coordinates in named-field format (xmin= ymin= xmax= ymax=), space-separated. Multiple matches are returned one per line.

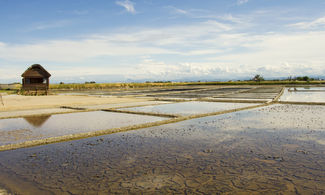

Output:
xmin=0 ymin=85 xmax=324 ymax=194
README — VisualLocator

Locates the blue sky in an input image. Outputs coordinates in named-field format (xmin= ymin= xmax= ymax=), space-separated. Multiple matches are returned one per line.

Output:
xmin=1 ymin=0 xmax=325 ymax=83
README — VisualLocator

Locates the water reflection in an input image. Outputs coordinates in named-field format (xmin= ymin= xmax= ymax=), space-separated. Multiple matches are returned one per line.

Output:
xmin=288 ymin=87 xmax=325 ymax=92
xmin=119 ymin=101 xmax=259 ymax=116
xmin=0 ymin=104 xmax=324 ymax=194
xmin=280 ymin=87 xmax=325 ymax=102
xmin=0 ymin=111 xmax=165 ymax=146
xmin=23 ymin=115 xmax=51 ymax=127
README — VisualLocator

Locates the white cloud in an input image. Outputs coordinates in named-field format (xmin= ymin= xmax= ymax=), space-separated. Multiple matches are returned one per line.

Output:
xmin=219 ymin=14 xmax=248 ymax=24
xmin=32 ymin=20 xmax=71 ymax=31
xmin=0 ymin=20 xmax=233 ymax=62
xmin=166 ymin=6 xmax=188 ymax=15
xmin=116 ymin=0 xmax=136 ymax=14
xmin=208 ymin=31 xmax=325 ymax=77
xmin=131 ymin=58 xmax=232 ymax=80
xmin=1 ymin=18 xmax=325 ymax=81
xmin=0 ymin=39 xmax=174 ymax=62
xmin=165 ymin=7 xmax=250 ymax=25
xmin=290 ymin=16 xmax=325 ymax=29
xmin=237 ymin=0 xmax=249 ymax=5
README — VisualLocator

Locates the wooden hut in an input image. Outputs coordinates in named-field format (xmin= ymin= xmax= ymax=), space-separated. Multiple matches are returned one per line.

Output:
xmin=21 ymin=64 xmax=51 ymax=94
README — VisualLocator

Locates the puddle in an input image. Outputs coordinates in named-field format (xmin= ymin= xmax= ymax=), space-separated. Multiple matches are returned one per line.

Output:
xmin=118 ymin=101 xmax=260 ymax=116
xmin=55 ymin=87 xmax=205 ymax=97
xmin=0 ymin=104 xmax=324 ymax=194
xmin=0 ymin=111 xmax=166 ymax=146
xmin=215 ymin=93 xmax=278 ymax=99
xmin=147 ymin=88 xmax=254 ymax=98
xmin=78 ymin=101 xmax=170 ymax=110
xmin=209 ymin=97 xmax=271 ymax=102
xmin=280 ymin=87 xmax=325 ymax=102
xmin=287 ymin=87 xmax=325 ymax=91
xmin=248 ymin=87 xmax=283 ymax=93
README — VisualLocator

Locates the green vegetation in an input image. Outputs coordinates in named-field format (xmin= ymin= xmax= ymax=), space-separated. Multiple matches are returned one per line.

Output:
xmin=0 ymin=83 xmax=21 ymax=95
xmin=4 ymin=76 xmax=323 ymax=92
xmin=252 ymin=74 xmax=265 ymax=82
xmin=295 ymin=76 xmax=312 ymax=81
xmin=50 ymin=82 xmax=184 ymax=90
xmin=188 ymin=80 xmax=325 ymax=86
xmin=50 ymin=80 xmax=325 ymax=90
xmin=0 ymin=89 xmax=19 ymax=95
xmin=85 ymin=81 xmax=96 ymax=84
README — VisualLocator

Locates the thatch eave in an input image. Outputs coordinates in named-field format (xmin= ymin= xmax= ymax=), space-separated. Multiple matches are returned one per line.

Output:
xmin=21 ymin=64 xmax=51 ymax=78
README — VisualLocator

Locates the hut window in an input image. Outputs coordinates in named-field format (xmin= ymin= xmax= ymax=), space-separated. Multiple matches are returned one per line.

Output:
xmin=25 ymin=78 xmax=30 ymax=84
xmin=30 ymin=78 xmax=44 ymax=84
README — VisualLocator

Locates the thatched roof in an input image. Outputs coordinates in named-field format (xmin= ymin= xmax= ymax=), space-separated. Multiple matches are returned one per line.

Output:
xmin=21 ymin=64 xmax=51 ymax=78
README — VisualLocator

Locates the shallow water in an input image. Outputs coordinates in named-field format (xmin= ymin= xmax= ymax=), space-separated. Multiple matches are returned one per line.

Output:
xmin=280 ymin=87 xmax=325 ymax=102
xmin=147 ymin=87 xmax=253 ymax=98
xmin=215 ymin=92 xmax=278 ymax=99
xmin=247 ymin=87 xmax=283 ymax=93
xmin=118 ymin=101 xmax=259 ymax=116
xmin=288 ymin=87 xmax=325 ymax=91
xmin=0 ymin=104 xmax=324 ymax=194
xmin=55 ymin=87 xmax=205 ymax=97
xmin=77 ymin=101 xmax=170 ymax=110
xmin=210 ymin=97 xmax=271 ymax=102
xmin=0 ymin=111 xmax=166 ymax=146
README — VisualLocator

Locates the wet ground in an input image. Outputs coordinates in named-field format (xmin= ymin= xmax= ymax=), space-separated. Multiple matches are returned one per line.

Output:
xmin=54 ymin=86 xmax=206 ymax=97
xmin=118 ymin=101 xmax=259 ymax=116
xmin=0 ymin=104 xmax=324 ymax=194
xmin=0 ymin=111 xmax=166 ymax=146
xmin=0 ymin=108 xmax=78 ymax=119
xmin=145 ymin=86 xmax=282 ymax=101
xmin=0 ymin=85 xmax=325 ymax=194
xmin=280 ymin=87 xmax=325 ymax=102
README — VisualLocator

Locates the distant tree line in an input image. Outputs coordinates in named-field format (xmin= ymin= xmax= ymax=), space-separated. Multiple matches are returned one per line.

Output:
xmin=287 ymin=76 xmax=317 ymax=81
xmin=252 ymin=74 xmax=264 ymax=82
xmin=250 ymin=75 xmax=322 ymax=82
xmin=145 ymin=81 xmax=172 ymax=83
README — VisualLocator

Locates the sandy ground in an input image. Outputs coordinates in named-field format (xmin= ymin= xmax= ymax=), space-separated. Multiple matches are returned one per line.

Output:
xmin=0 ymin=188 xmax=9 ymax=195
xmin=0 ymin=94 xmax=152 ymax=112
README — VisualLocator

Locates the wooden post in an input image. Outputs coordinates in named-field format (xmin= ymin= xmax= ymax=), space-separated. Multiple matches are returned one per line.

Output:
xmin=46 ymin=78 xmax=49 ymax=95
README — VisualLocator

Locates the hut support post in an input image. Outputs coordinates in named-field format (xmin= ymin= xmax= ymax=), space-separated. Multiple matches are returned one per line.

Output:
xmin=46 ymin=78 xmax=49 ymax=95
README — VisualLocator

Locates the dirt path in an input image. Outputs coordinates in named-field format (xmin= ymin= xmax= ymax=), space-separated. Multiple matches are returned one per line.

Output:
xmin=0 ymin=95 xmax=152 ymax=112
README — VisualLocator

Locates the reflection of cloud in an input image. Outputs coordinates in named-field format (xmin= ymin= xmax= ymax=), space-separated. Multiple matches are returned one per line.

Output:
xmin=280 ymin=90 xmax=325 ymax=102
xmin=23 ymin=115 xmax=51 ymax=127
xmin=296 ymin=135 xmax=325 ymax=146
